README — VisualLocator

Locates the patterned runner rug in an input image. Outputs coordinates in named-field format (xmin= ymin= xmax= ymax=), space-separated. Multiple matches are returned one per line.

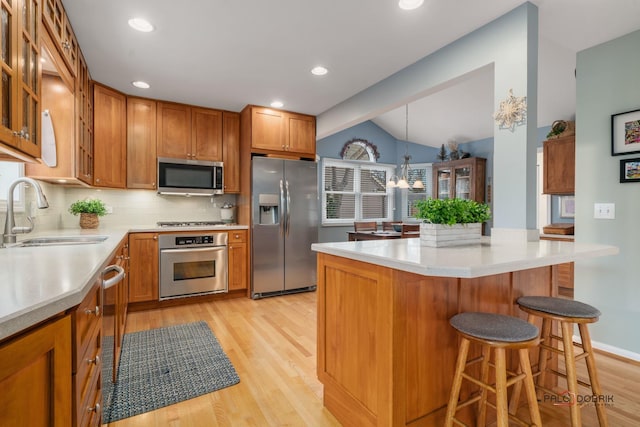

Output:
xmin=103 ymin=321 xmax=240 ymax=423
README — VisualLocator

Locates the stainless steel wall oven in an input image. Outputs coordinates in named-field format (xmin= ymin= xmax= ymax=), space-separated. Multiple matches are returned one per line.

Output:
xmin=159 ymin=233 xmax=228 ymax=300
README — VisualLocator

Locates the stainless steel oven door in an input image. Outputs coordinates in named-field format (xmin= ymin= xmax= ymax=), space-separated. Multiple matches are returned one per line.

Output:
xmin=159 ymin=246 xmax=228 ymax=299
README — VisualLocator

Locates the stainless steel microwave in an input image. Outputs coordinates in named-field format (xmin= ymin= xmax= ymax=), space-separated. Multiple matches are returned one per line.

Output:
xmin=157 ymin=157 xmax=224 ymax=196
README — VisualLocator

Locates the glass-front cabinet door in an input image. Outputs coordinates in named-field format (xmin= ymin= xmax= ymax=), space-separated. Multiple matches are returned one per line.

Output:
xmin=436 ymin=168 xmax=451 ymax=199
xmin=0 ymin=0 xmax=40 ymax=158
xmin=454 ymin=166 xmax=471 ymax=199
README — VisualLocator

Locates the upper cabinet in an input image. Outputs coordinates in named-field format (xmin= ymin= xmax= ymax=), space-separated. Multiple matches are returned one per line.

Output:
xmin=543 ymin=135 xmax=575 ymax=194
xmin=0 ymin=0 xmax=42 ymax=161
xmin=127 ymin=97 xmax=157 ymax=189
xmin=222 ymin=112 xmax=240 ymax=193
xmin=93 ymin=83 xmax=126 ymax=188
xmin=42 ymin=0 xmax=77 ymax=75
xmin=433 ymin=157 xmax=486 ymax=202
xmin=241 ymin=105 xmax=316 ymax=158
xmin=157 ymin=102 xmax=223 ymax=162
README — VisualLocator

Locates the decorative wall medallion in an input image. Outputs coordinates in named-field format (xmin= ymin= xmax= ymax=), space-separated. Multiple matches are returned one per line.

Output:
xmin=340 ymin=138 xmax=380 ymax=161
xmin=493 ymin=89 xmax=527 ymax=131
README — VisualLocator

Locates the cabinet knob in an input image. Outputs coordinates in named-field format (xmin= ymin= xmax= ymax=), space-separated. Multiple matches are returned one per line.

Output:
xmin=234 ymin=234 xmax=240 ymax=239
xmin=153 ymin=235 xmax=158 ymax=240
xmin=87 ymin=403 xmax=101 ymax=414
xmin=84 ymin=306 xmax=100 ymax=316
xmin=87 ymin=355 xmax=100 ymax=365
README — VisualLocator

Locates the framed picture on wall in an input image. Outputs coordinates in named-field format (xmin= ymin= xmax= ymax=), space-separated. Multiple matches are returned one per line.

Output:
xmin=559 ymin=195 xmax=575 ymax=218
xmin=619 ymin=157 xmax=640 ymax=183
xmin=611 ymin=108 xmax=640 ymax=155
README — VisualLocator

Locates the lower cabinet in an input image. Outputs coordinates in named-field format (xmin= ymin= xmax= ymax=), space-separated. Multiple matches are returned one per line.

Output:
xmin=228 ymin=230 xmax=248 ymax=291
xmin=0 ymin=316 xmax=73 ymax=426
xmin=128 ymin=232 xmax=159 ymax=303
xmin=72 ymin=278 xmax=103 ymax=427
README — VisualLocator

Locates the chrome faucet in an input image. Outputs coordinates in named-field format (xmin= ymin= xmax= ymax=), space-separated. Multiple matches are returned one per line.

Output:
xmin=3 ymin=177 xmax=49 ymax=245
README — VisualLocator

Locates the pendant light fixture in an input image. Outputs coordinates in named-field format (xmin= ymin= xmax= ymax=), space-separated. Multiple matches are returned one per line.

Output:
xmin=387 ymin=104 xmax=424 ymax=189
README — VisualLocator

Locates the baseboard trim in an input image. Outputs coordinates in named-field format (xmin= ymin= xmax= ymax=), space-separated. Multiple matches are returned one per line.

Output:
xmin=573 ymin=334 xmax=640 ymax=365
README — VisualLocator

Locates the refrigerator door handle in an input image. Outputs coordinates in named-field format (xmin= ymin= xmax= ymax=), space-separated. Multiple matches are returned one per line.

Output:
xmin=279 ymin=179 xmax=285 ymax=237
xmin=285 ymin=180 xmax=291 ymax=237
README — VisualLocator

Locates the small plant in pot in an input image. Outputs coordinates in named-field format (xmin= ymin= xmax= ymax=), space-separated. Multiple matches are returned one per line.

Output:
xmin=69 ymin=198 xmax=107 ymax=229
xmin=413 ymin=198 xmax=491 ymax=247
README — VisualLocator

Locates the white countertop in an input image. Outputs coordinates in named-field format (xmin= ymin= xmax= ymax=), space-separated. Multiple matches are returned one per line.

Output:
xmin=311 ymin=237 xmax=618 ymax=278
xmin=0 ymin=224 xmax=249 ymax=341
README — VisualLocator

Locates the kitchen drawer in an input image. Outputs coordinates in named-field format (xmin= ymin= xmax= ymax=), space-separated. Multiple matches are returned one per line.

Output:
xmin=74 ymin=321 xmax=101 ymax=424
xmin=228 ymin=230 xmax=247 ymax=243
xmin=77 ymin=367 xmax=102 ymax=427
xmin=73 ymin=279 xmax=102 ymax=372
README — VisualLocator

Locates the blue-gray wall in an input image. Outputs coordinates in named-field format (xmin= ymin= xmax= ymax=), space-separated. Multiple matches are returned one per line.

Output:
xmin=575 ymin=29 xmax=640 ymax=357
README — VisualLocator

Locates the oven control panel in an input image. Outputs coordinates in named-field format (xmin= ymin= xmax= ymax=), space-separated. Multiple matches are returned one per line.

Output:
xmin=175 ymin=235 xmax=215 ymax=245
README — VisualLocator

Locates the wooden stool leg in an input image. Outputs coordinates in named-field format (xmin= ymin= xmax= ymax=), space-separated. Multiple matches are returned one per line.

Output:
xmin=537 ymin=317 xmax=552 ymax=393
xmin=579 ymin=324 xmax=609 ymax=427
xmin=445 ymin=338 xmax=470 ymax=427
xmin=494 ymin=348 xmax=509 ymax=427
xmin=519 ymin=348 xmax=542 ymax=427
xmin=477 ymin=345 xmax=491 ymax=426
xmin=561 ymin=320 xmax=582 ymax=427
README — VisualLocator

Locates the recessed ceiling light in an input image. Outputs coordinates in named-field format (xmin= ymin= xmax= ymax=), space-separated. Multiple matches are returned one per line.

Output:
xmin=128 ymin=18 xmax=154 ymax=32
xmin=132 ymin=81 xmax=150 ymax=89
xmin=398 ymin=0 xmax=424 ymax=10
xmin=270 ymin=101 xmax=284 ymax=108
xmin=311 ymin=66 xmax=328 ymax=76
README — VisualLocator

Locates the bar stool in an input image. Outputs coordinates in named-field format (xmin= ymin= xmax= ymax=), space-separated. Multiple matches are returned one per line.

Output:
xmin=516 ymin=296 xmax=608 ymax=427
xmin=445 ymin=312 xmax=542 ymax=427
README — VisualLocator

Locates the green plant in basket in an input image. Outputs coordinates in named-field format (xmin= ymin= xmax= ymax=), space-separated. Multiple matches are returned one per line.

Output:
xmin=413 ymin=198 xmax=491 ymax=225
xmin=68 ymin=198 xmax=107 ymax=216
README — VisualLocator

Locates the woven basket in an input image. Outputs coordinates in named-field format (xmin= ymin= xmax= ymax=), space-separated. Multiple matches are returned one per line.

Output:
xmin=79 ymin=213 xmax=99 ymax=229
xmin=547 ymin=120 xmax=575 ymax=139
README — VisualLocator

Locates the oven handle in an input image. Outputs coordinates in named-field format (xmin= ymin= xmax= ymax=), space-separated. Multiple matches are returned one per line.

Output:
xmin=102 ymin=265 xmax=125 ymax=289
xmin=160 ymin=246 xmax=226 ymax=255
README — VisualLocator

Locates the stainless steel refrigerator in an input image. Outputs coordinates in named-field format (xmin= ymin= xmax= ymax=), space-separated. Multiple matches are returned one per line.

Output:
xmin=251 ymin=157 xmax=318 ymax=298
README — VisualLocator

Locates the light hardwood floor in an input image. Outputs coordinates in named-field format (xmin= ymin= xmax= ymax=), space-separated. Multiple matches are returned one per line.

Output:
xmin=106 ymin=292 xmax=640 ymax=426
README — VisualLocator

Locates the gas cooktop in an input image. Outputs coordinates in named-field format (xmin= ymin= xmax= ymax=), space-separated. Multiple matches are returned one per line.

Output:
xmin=156 ymin=221 xmax=226 ymax=228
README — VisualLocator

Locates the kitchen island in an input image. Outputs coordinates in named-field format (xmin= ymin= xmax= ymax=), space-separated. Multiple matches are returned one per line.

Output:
xmin=311 ymin=237 xmax=617 ymax=427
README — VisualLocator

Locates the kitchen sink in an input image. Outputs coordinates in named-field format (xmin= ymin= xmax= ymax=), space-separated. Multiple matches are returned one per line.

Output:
xmin=15 ymin=235 xmax=108 ymax=247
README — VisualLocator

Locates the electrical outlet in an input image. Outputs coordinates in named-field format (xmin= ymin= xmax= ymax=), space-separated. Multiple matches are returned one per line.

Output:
xmin=594 ymin=203 xmax=615 ymax=219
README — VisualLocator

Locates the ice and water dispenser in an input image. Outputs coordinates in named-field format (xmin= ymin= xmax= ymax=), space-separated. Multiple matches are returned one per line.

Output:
xmin=258 ymin=194 xmax=279 ymax=225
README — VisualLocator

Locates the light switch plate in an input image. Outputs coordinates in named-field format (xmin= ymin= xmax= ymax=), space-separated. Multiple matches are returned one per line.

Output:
xmin=594 ymin=203 xmax=615 ymax=219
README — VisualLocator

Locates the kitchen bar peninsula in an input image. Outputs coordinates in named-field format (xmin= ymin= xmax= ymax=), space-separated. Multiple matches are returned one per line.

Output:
xmin=311 ymin=237 xmax=617 ymax=427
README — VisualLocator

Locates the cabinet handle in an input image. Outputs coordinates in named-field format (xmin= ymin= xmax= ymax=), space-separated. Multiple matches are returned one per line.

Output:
xmin=87 ymin=355 xmax=100 ymax=365
xmin=84 ymin=306 xmax=100 ymax=316
xmin=87 ymin=403 xmax=100 ymax=414
xmin=153 ymin=235 xmax=158 ymax=240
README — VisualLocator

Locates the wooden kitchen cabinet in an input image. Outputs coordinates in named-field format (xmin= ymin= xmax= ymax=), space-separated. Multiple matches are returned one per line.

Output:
xmin=157 ymin=102 xmax=224 ymax=162
xmin=93 ymin=83 xmax=127 ymax=188
xmin=72 ymin=278 xmax=102 ymax=427
xmin=127 ymin=97 xmax=157 ymax=189
xmin=0 ymin=0 xmax=42 ymax=161
xmin=433 ymin=157 xmax=486 ymax=202
xmin=223 ymin=111 xmax=240 ymax=193
xmin=228 ymin=230 xmax=248 ymax=291
xmin=76 ymin=49 xmax=93 ymax=185
xmin=0 ymin=315 xmax=72 ymax=426
xmin=128 ymin=233 xmax=159 ymax=303
xmin=42 ymin=0 xmax=77 ymax=76
xmin=543 ymin=135 xmax=575 ymax=194
xmin=241 ymin=105 xmax=316 ymax=159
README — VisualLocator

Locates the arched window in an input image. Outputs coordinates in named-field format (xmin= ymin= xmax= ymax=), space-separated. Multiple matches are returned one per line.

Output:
xmin=340 ymin=139 xmax=380 ymax=162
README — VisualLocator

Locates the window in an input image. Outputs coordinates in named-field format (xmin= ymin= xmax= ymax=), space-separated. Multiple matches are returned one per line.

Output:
xmin=402 ymin=163 xmax=432 ymax=219
xmin=322 ymin=158 xmax=395 ymax=225
xmin=0 ymin=161 xmax=25 ymax=212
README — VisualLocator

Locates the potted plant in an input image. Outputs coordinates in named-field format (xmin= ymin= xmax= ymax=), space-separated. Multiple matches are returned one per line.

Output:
xmin=69 ymin=198 xmax=107 ymax=229
xmin=413 ymin=198 xmax=491 ymax=247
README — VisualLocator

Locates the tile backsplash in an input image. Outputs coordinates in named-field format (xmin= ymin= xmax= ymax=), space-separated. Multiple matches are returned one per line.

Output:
xmin=9 ymin=182 xmax=238 ymax=232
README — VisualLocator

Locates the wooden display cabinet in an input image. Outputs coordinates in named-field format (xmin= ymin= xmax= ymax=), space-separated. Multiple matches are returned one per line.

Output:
xmin=543 ymin=135 xmax=575 ymax=194
xmin=432 ymin=157 xmax=486 ymax=202
xmin=42 ymin=0 xmax=78 ymax=75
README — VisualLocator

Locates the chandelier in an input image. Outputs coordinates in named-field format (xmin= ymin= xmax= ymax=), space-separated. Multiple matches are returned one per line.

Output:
xmin=387 ymin=104 xmax=424 ymax=189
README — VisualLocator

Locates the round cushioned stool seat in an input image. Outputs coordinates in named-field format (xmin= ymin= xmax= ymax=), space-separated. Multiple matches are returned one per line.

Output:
xmin=517 ymin=296 xmax=601 ymax=319
xmin=450 ymin=312 xmax=539 ymax=342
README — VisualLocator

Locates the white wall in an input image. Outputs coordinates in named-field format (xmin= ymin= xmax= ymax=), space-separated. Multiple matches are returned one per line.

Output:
xmin=15 ymin=183 xmax=237 ymax=232
xmin=575 ymin=29 xmax=640 ymax=358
